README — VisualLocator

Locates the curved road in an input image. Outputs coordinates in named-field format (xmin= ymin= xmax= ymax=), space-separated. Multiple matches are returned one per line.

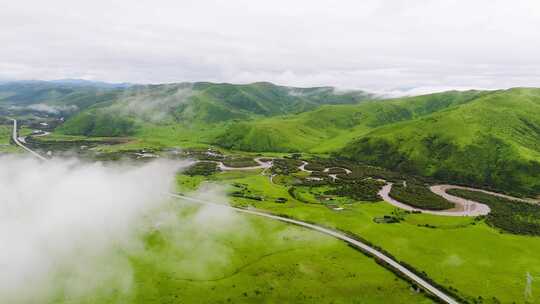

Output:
xmin=169 ymin=193 xmax=459 ymax=304
xmin=10 ymin=120 xmax=460 ymax=304
xmin=379 ymin=183 xmax=490 ymax=216
xmin=380 ymin=183 xmax=538 ymax=217
xmin=214 ymin=157 xmax=272 ymax=171
xmin=11 ymin=119 xmax=47 ymax=161
xmin=297 ymin=160 xmax=532 ymax=216
xmin=432 ymin=184 xmax=538 ymax=204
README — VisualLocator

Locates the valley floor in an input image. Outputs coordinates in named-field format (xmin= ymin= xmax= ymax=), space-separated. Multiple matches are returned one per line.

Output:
xmin=4 ymin=118 xmax=540 ymax=304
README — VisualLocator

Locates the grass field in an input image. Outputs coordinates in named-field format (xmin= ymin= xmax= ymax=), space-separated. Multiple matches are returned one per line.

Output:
xmin=52 ymin=204 xmax=431 ymax=304
xmin=185 ymin=169 xmax=540 ymax=303
xmin=0 ymin=124 xmax=20 ymax=153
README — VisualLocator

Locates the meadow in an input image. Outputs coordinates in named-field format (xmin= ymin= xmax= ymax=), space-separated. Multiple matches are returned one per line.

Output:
xmin=0 ymin=124 xmax=20 ymax=153
xmin=52 ymin=203 xmax=431 ymax=304
xmin=181 ymin=169 xmax=540 ymax=304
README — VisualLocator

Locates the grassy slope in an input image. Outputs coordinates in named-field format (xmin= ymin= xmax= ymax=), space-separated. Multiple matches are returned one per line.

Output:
xmin=214 ymin=90 xmax=486 ymax=153
xmin=0 ymin=124 xmax=20 ymax=153
xmin=0 ymin=125 xmax=11 ymax=145
xmin=341 ymin=88 xmax=540 ymax=195
xmin=56 ymin=82 xmax=371 ymax=138
xmin=0 ymin=81 xmax=123 ymax=109
xmin=54 ymin=87 xmax=540 ymax=194
xmin=53 ymin=205 xmax=430 ymax=304
xmin=205 ymin=170 xmax=540 ymax=303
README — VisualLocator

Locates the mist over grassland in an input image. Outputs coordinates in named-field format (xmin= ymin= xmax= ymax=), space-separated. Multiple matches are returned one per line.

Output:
xmin=0 ymin=155 xmax=401 ymax=303
xmin=0 ymin=156 xmax=199 ymax=302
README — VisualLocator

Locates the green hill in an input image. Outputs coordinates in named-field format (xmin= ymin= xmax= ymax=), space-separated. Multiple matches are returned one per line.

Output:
xmin=340 ymin=88 xmax=540 ymax=195
xmin=214 ymin=90 xmax=487 ymax=152
xmin=57 ymin=82 xmax=372 ymax=136
xmin=0 ymin=81 xmax=123 ymax=110
xmin=9 ymin=80 xmax=539 ymax=195
xmin=213 ymin=88 xmax=540 ymax=195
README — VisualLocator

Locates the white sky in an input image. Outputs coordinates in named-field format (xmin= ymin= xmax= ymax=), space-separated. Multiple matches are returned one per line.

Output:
xmin=1 ymin=0 xmax=540 ymax=93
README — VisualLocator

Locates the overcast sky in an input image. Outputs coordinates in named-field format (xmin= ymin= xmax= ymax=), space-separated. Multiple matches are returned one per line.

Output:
xmin=1 ymin=0 xmax=539 ymax=93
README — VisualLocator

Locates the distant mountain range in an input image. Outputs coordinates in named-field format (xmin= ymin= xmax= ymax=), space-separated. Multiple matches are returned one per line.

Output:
xmin=1 ymin=79 xmax=133 ymax=88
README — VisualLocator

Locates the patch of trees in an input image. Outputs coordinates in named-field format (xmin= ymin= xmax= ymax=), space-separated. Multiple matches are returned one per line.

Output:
xmin=325 ymin=179 xmax=383 ymax=202
xmin=304 ymin=162 xmax=326 ymax=172
xmin=373 ymin=215 xmax=402 ymax=224
xmin=389 ymin=183 xmax=454 ymax=210
xmin=184 ymin=161 xmax=219 ymax=176
xmin=230 ymin=183 xmax=263 ymax=201
xmin=271 ymin=158 xmax=302 ymax=175
xmin=448 ymin=189 xmax=540 ymax=236
xmin=222 ymin=157 xmax=258 ymax=168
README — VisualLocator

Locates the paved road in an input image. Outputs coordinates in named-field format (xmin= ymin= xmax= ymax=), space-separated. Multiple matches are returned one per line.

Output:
xmin=298 ymin=161 xmax=313 ymax=173
xmin=12 ymin=121 xmax=459 ymax=304
xmin=379 ymin=183 xmax=491 ymax=217
xmin=11 ymin=119 xmax=47 ymax=161
xmin=213 ymin=157 xmax=273 ymax=171
xmin=432 ymin=184 xmax=539 ymax=204
xmin=297 ymin=161 xmax=495 ymax=216
xmin=169 ymin=193 xmax=460 ymax=304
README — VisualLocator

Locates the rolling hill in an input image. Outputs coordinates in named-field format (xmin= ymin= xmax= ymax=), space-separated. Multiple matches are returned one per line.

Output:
xmin=340 ymin=88 xmax=540 ymax=195
xmin=7 ymin=80 xmax=540 ymax=195
xmin=55 ymin=82 xmax=373 ymax=135
xmin=213 ymin=88 xmax=540 ymax=195
xmin=214 ymin=90 xmax=488 ymax=152
xmin=0 ymin=81 xmax=124 ymax=110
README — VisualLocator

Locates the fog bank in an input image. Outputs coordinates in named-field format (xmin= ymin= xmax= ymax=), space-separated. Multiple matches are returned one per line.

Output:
xmin=0 ymin=156 xmax=191 ymax=302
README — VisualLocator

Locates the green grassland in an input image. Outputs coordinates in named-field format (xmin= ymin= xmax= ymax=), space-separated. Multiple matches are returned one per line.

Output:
xmin=54 ymin=82 xmax=371 ymax=138
xmin=180 ymin=169 xmax=540 ymax=303
xmin=214 ymin=90 xmax=487 ymax=153
xmin=341 ymin=88 xmax=540 ymax=195
xmin=0 ymin=125 xmax=12 ymax=145
xmin=447 ymin=189 xmax=540 ymax=236
xmin=0 ymin=124 xmax=20 ymax=153
xmin=52 ymin=204 xmax=431 ymax=304
xmin=5 ymin=81 xmax=540 ymax=303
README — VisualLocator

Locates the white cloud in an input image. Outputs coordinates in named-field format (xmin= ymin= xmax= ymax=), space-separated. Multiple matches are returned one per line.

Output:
xmin=0 ymin=156 xmax=189 ymax=302
xmin=0 ymin=0 xmax=539 ymax=91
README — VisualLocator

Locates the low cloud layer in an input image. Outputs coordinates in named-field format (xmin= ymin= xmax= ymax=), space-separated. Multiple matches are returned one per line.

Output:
xmin=0 ymin=156 xmax=190 ymax=302
xmin=26 ymin=103 xmax=79 ymax=115
xmin=114 ymin=84 xmax=194 ymax=123
xmin=8 ymin=103 xmax=79 ymax=115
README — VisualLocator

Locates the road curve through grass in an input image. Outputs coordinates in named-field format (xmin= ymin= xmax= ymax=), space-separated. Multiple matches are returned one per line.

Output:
xmin=209 ymin=158 xmax=273 ymax=171
xmin=431 ymin=184 xmax=539 ymax=204
xmin=169 ymin=193 xmax=460 ymax=304
xmin=379 ymin=183 xmax=490 ymax=217
xmin=12 ymin=121 xmax=460 ymax=304
xmin=11 ymin=119 xmax=47 ymax=161
xmin=297 ymin=160 xmax=493 ymax=216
